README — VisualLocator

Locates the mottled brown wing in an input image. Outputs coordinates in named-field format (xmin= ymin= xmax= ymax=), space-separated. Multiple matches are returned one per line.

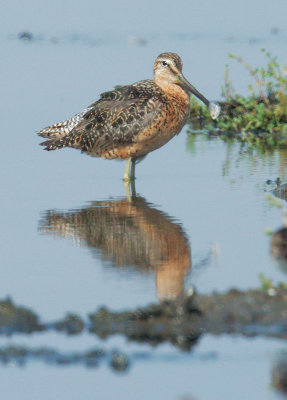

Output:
xmin=42 ymin=81 xmax=165 ymax=153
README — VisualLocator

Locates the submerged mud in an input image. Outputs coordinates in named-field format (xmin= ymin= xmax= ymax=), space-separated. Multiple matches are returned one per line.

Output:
xmin=0 ymin=345 xmax=129 ymax=372
xmin=0 ymin=298 xmax=43 ymax=334
xmin=1 ymin=289 xmax=287 ymax=345
xmin=89 ymin=288 xmax=287 ymax=348
xmin=0 ymin=289 xmax=287 ymax=372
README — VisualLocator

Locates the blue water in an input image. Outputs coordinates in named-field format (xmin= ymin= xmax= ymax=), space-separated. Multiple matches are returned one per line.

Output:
xmin=1 ymin=0 xmax=287 ymax=398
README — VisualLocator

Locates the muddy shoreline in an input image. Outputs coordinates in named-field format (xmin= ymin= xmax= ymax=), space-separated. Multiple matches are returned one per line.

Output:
xmin=1 ymin=290 xmax=287 ymax=390
xmin=2 ymin=287 xmax=287 ymax=346
xmin=89 ymin=287 xmax=287 ymax=349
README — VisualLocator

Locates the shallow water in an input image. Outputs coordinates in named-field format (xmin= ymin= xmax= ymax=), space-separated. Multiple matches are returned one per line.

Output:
xmin=2 ymin=133 xmax=287 ymax=319
xmin=0 ymin=333 xmax=283 ymax=400
xmin=2 ymin=0 xmax=287 ymax=398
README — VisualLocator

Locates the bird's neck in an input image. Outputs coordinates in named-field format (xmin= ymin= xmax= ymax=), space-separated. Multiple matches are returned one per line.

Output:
xmin=155 ymin=79 xmax=190 ymax=108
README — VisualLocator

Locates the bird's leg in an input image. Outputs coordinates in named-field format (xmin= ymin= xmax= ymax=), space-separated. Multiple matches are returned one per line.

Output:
xmin=130 ymin=158 xmax=136 ymax=181
xmin=123 ymin=158 xmax=131 ymax=182
xmin=123 ymin=158 xmax=136 ymax=181
xmin=124 ymin=180 xmax=132 ymax=201
xmin=124 ymin=179 xmax=136 ymax=201
xmin=130 ymin=179 xmax=136 ymax=196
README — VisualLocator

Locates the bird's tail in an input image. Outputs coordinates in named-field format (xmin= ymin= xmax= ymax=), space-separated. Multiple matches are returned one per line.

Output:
xmin=37 ymin=108 xmax=91 ymax=140
xmin=37 ymin=122 xmax=70 ymax=140
xmin=40 ymin=137 xmax=68 ymax=151
xmin=37 ymin=118 xmax=77 ymax=150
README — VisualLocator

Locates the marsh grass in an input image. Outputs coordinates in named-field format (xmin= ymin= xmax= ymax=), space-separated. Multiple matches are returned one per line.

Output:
xmin=189 ymin=49 xmax=287 ymax=147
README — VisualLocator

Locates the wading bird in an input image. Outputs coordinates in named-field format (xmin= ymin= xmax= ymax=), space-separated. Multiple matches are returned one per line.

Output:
xmin=38 ymin=52 xmax=220 ymax=181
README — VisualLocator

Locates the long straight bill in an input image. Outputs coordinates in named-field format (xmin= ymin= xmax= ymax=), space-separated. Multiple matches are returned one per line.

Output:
xmin=177 ymin=73 xmax=221 ymax=119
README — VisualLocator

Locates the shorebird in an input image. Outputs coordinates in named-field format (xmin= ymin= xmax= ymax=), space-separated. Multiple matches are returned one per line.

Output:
xmin=38 ymin=52 xmax=220 ymax=181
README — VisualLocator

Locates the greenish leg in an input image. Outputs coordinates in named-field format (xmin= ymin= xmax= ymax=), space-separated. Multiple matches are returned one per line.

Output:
xmin=130 ymin=179 xmax=136 ymax=196
xmin=130 ymin=159 xmax=136 ymax=181
xmin=124 ymin=180 xmax=131 ymax=201
xmin=123 ymin=158 xmax=131 ymax=182
xmin=124 ymin=179 xmax=136 ymax=201
xmin=123 ymin=158 xmax=136 ymax=181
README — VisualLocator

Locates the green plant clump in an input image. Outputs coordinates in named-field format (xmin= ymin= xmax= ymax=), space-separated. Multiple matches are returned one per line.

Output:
xmin=189 ymin=49 xmax=287 ymax=146
xmin=259 ymin=273 xmax=287 ymax=291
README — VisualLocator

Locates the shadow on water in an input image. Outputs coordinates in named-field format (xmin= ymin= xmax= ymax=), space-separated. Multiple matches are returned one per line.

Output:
xmin=39 ymin=183 xmax=191 ymax=301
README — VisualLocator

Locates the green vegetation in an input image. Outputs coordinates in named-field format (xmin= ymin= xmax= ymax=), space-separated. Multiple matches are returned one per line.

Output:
xmin=265 ymin=193 xmax=283 ymax=208
xmin=189 ymin=49 xmax=287 ymax=147
xmin=259 ymin=273 xmax=287 ymax=291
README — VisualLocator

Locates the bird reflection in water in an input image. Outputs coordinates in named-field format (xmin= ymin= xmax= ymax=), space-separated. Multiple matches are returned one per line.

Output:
xmin=39 ymin=187 xmax=191 ymax=300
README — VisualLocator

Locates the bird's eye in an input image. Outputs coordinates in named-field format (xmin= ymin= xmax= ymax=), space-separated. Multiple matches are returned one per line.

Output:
xmin=162 ymin=61 xmax=168 ymax=67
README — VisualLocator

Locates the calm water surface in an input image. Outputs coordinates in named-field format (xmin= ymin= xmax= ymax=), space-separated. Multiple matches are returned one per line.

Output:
xmin=2 ymin=0 xmax=287 ymax=398
xmin=2 ymin=133 xmax=287 ymax=318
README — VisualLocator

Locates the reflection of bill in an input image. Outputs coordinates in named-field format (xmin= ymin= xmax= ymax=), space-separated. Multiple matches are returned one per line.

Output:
xmin=40 ymin=196 xmax=191 ymax=300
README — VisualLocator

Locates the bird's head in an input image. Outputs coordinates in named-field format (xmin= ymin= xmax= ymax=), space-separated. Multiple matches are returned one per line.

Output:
xmin=153 ymin=52 xmax=220 ymax=119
